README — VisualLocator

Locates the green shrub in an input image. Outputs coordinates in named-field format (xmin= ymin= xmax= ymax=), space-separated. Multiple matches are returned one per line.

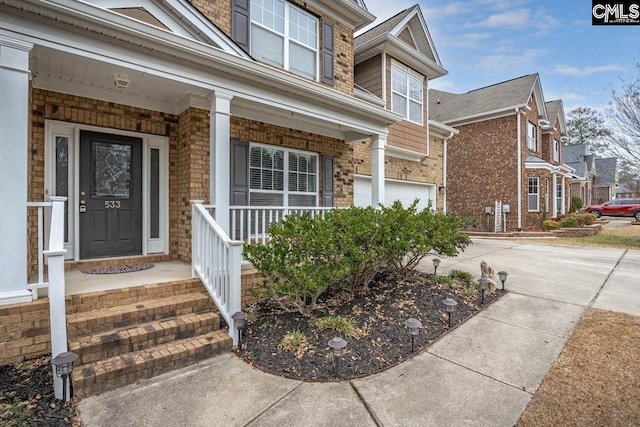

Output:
xmin=244 ymin=212 xmax=348 ymax=314
xmin=434 ymin=275 xmax=455 ymax=287
xmin=575 ymin=215 xmax=587 ymax=226
xmin=463 ymin=283 xmax=480 ymax=296
xmin=314 ymin=315 xmax=356 ymax=337
xmin=581 ymin=213 xmax=596 ymax=225
xmin=542 ymin=220 xmax=561 ymax=231
xmin=449 ymin=269 xmax=473 ymax=282
xmin=571 ymin=196 xmax=583 ymax=213
xmin=559 ymin=216 xmax=580 ymax=228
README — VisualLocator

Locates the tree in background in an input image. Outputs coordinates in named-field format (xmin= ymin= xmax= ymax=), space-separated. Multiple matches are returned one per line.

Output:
xmin=607 ymin=63 xmax=640 ymax=177
xmin=565 ymin=106 xmax=611 ymax=154
xmin=618 ymin=160 xmax=640 ymax=196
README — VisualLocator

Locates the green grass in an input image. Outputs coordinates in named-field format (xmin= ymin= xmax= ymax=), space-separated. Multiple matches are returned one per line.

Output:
xmin=449 ymin=269 xmax=473 ymax=281
xmin=434 ymin=275 xmax=455 ymax=287
xmin=314 ymin=315 xmax=356 ymax=337
xmin=523 ymin=224 xmax=640 ymax=249
xmin=278 ymin=329 xmax=312 ymax=357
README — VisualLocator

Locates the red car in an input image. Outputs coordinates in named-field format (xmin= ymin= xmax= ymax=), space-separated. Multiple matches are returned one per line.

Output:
xmin=583 ymin=198 xmax=640 ymax=220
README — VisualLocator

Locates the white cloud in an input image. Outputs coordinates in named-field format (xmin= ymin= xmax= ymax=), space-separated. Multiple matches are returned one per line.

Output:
xmin=475 ymin=48 xmax=550 ymax=71
xmin=430 ymin=79 xmax=456 ymax=91
xmin=553 ymin=64 xmax=625 ymax=77
xmin=474 ymin=9 xmax=530 ymax=28
xmin=545 ymin=91 xmax=584 ymax=102
xmin=439 ymin=32 xmax=493 ymax=48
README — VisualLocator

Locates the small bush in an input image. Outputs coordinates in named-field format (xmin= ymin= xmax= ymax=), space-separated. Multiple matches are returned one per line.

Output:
xmin=542 ymin=219 xmax=561 ymax=231
xmin=315 ymin=316 xmax=355 ymax=337
xmin=278 ymin=329 xmax=312 ymax=358
xmin=571 ymin=196 xmax=583 ymax=213
xmin=434 ymin=275 xmax=455 ymax=287
xmin=559 ymin=216 xmax=580 ymax=228
xmin=581 ymin=213 xmax=596 ymax=225
xmin=575 ymin=215 xmax=587 ymax=226
xmin=463 ymin=283 xmax=480 ymax=296
xmin=449 ymin=269 xmax=473 ymax=282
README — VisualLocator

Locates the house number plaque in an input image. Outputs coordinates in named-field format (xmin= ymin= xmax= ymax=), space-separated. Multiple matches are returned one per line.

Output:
xmin=104 ymin=201 xmax=122 ymax=209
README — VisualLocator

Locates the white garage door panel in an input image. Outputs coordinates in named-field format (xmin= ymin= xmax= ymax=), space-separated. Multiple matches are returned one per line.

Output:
xmin=354 ymin=176 xmax=435 ymax=211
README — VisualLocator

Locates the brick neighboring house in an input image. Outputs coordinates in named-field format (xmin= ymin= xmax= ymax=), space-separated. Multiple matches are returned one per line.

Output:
xmin=429 ymin=74 xmax=574 ymax=232
xmin=616 ymin=183 xmax=639 ymax=199
xmin=593 ymin=157 xmax=619 ymax=203
xmin=565 ymin=144 xmax=597 ymax=208
xmin=353 ymin=5 xmax=456 ymax=212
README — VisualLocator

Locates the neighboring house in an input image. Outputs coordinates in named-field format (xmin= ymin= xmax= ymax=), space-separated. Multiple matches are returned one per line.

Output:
xmin=352 ymin=5 xmax=455 ymax=212
xmin=565 ymin=144 xmax=596 ymax=208
xmin=1 ymin=0 xmax=448 ymax=308
xmin=616 ymin=183 xmax=639 ymax=199
xmin=593 ymin=157 xmax=619 ymax=203
xmin=429 ymin=74 xmax=574 ymax=232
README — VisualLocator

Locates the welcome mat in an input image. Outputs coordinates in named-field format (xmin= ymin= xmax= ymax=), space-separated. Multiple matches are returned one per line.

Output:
xmin=80 ymin=263 xmax=155 ymax=275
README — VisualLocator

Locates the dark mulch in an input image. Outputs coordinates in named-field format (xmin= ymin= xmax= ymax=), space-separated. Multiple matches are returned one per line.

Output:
xmin=0 ymin=357 xmax=79 ymax=426
xmin=236 ymin=270 xmax=505 ymax=380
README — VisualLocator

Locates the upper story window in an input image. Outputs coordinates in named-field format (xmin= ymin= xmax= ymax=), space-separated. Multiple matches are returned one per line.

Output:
xmin=391 ymin=66 xmax=423 ymax=125
xmin=250 ymin=0 xmax=318 ymax=80
xmin=553 ymin=139 xmax=560 ymax=162
xmin=526 ymin=121 xmax=536 ymax=151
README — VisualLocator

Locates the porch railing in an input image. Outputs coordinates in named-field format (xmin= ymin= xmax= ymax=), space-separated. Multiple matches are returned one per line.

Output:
xmin=191 ymin=201 xmax=243 ymax=345
xmin=26 ymin=201 xmax=53 ymax=298
xmin=226 ymin=206 xmax=334 ymax=244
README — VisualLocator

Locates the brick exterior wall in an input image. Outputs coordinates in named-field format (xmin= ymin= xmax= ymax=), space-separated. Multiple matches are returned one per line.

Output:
xmin=354 ymin=54 xmax=383 ymax=98
xmin=187 ymin=0 xmax=354 ymax=95
xmin=386 ymin=56 xmax=428 ymax=154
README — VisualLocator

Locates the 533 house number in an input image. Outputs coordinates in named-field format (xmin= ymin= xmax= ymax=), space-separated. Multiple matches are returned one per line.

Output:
xmin=104 ymin=201 xmax=121 ymax=209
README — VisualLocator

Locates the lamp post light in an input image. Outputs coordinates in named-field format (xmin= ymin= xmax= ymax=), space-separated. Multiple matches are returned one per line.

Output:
xmin=478 ymin=278 xmax=489 ymax=305
xmin=328 ymin=337 xmax=348 ymax=378
xmin=403 ymin=318 xmax=422 ymax=353
xmin=51 ymin=351 xmax=78 ymax=403
xmin=442 ymin=298 xmax=458 ymax=328
xmin=232 ymin=311 xmax=247 ymax=351
xmin=497 ymin=271 xmax=508 ymax=290
xmin=432 ymin=258 xmax=441 ymax=276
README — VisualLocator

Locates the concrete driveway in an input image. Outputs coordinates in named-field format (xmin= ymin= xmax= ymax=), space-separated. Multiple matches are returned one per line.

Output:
xmin=78 ymin=240 xmax=638 ymax=427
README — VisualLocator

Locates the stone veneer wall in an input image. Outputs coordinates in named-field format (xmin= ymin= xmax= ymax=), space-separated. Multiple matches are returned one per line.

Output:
xmin=187 ymin=0 xmax=355 ymax=95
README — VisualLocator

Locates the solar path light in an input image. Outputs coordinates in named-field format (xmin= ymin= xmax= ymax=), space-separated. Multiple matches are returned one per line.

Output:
xmin=403 ymin=318 xmax=422 ymax=353
xmin=442 ymin=297 xmax=458 ymax=328
xmin=328 ymin=337 xmax=348 ymax=378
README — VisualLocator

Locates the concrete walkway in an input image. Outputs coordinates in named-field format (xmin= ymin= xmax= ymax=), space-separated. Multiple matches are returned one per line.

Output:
xmin=78 ymin=240 xmax=638 ymax=427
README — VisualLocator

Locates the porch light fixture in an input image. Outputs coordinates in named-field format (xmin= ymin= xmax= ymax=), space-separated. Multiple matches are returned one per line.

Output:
xmin=497 ymin=271 xmax=509 ymax=291
xmin=113 ymin=75 xmax=131 ymax=90
xmin=231 ymin=311 xmax=247 ymax=351
xmin=51 ymin=351 xmax=78 ymax=403
xmin=438 ymin=186 xmax=446 ymax=195
xmin=442 ymin=298 xmax=458 ymax=328
xmin=432 ymin=258 xmax=441 ymax=276
xmin=478 ymin=278 xmax=489 ymax=305
xmin=328 ymin=337 xmax=348 ymax=378
xmin=403 ymin=318 xmax=422 ymax=352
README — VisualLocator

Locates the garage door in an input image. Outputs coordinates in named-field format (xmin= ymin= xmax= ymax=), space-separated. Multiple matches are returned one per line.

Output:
xmin=354 ymin=176 xmax=435 ymax=211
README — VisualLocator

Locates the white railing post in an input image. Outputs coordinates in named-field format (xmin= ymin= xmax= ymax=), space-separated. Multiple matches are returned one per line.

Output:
xmin=228 ymin=241 xmax=243 ymax=345
xmin=191 ymin=200 xmax=204 ymax=279
xmin=44 ymin=196 xmax=68 ymax=400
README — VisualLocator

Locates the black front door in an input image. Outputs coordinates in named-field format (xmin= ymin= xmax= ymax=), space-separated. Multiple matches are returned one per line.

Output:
xmin=79 ymin=131 xmax=142 ymax=259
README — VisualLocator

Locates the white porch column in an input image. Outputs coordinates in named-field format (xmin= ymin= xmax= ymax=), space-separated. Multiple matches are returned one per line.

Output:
xmin=0 ymin=36 xmax=33 ymax=305
xmin=209 ymin=91 xmax=234 ymax=235
xmin=561 ymin=176 xmax=566 ymax=214
xmin=371 ymin=134 xmax=386 ymax=208
xmin=552 ymin=172 xmax=558 ymax=218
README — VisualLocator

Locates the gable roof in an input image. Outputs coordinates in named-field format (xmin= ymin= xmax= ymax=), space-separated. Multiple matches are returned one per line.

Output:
xmin=354 ymin=5 xmax=445 ymax=78
xmin=563 ymin=144 xmax=587 ymax=164
xmin=568 ymin=161 xmax=587 ymax=179
xmin=595 ymin=158 xmax=618 ymax=185
xmin=544 ymin=100 xmax=566 ymax=135
xmin=429 ymin=74 xmax=547 ymax=125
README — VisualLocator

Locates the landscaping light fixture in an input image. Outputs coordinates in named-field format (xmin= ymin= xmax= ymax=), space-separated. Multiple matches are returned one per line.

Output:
xmin=432 ymin=258 xmax=441 ymax=276
xmin=478 ymin=278 xmax=489 ymax=305
xmin=51 ymin=351 xmax=78 ymax=403
xmin=404 ymin=318 xmax=422 ymax=352
xmin=497 ymin=271 xmax=508 ymax=291
xmin=328 ymin=337 xmax=348 ymax=378
xmin=442 ymin=298 xmax=458 ymax=328
xmin=232 ymin=311 xmax=248 ymax=351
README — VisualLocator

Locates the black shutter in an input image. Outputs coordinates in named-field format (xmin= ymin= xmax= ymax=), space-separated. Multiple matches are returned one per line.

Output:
xmin=231 ymin=0 xmax=250 ymax=54
xmin=323 ymin=155 xmax=334 ymax=207
xmin=322 ymin=20 xmax=335 ymax=86
xmin=231 ymin=139 xmax=249 ymax=238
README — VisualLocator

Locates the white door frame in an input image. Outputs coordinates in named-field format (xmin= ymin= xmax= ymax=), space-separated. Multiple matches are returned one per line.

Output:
xmin=45 ymin=120 xmax=169 ymax=260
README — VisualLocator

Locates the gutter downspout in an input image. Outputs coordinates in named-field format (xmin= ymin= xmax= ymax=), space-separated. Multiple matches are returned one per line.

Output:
xmin=516 ymin=108 xmax=522 ymax=231
xmin=442 ymin=131 xmax=455 ymax=214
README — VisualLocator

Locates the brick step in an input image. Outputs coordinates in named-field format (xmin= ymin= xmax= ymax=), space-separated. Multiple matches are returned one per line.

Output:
xmin=68 ymin=312 xmax=221 ymax=365
xmin=73 ymin=330 xmax=232 ymax=397
xmin=66 ymin=292 xmax=213 ymax=338
xmin=66 ymin=278 xmax=205 ymax=314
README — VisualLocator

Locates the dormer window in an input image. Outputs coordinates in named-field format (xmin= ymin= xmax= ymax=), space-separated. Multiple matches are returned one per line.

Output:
xmin=391 ymin=65 xmax=423 ymax=125
xmin=526 ymin=121 xmax=536 ymax=151
xmin=250 ymin=0 xmax=318 ymax=80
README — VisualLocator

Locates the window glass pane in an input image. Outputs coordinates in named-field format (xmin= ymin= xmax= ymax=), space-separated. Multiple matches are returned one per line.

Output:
xmin=150 ymin=148 xmax=160 ymax=239
xmin=528 ymin=195 xmax=538 ymax=211
xmin=289 ymin=194 xmax=316 ymax=207
xmin=251 ymin=0 xmax=284 ymax=33
xmin=289 ymin=43 xmax=316 ymax=79
xmin=55 ymin=136 xmax=69 ymax=242
xmin=409 ymin=101 xmax=422 ymax=123
xmin=92 ymin=142 xmax=132 ymax=198
xmin=391 ymin=68 xmax=407 ymax=95
xmin=250 ymin=192 xmax=284 ymax=206
xmin=251 ymin=24 xmax=284 ymax=67
xmin=289 ymin=8 xmax=317 ymax=49
xmin=392 ymin=93 xmax=407 ymax=117
xmin=409 ymin=76 xmax=422 ymax=102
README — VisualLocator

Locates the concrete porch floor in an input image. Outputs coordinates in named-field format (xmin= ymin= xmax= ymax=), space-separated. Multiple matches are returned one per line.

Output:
xmin=36 ymin=261 xmax=193 ymax=297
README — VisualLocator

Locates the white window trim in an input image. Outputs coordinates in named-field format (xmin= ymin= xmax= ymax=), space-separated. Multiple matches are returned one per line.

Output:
xmin=526 ymin=121 xmax=536 ymax=151
xmin=250 ymin=0 xmax=319 ymax=81
xmin=553 ymin=139 xmax=560 ymax=162
xmin=249 ymin=142 xmax=319 ymax=207
xmin=44 ymin=120 xmax=169 ymax=261
xmin=528 ymin=177 xmax=539 ymax=212
xmin=390 ymin=60 xmax=424 ymax=125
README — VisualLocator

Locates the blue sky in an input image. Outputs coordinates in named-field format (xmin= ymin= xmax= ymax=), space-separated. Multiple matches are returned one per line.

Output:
xmin=362 ymin=0 xmax=640 ymax=115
